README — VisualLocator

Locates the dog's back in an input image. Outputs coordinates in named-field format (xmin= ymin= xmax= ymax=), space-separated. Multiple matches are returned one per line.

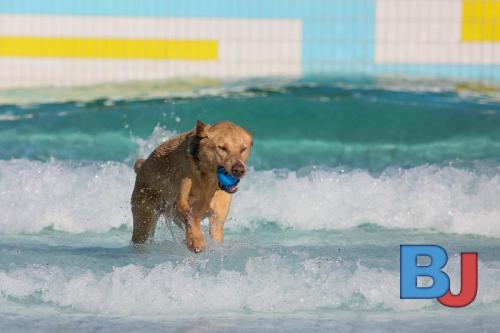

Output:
xmin=133 ymin=131 xmax=192 ymax=189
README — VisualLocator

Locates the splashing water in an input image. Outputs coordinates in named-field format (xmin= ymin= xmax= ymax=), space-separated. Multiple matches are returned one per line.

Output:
xmin=1 ymin=80 xmax=500 ymax=332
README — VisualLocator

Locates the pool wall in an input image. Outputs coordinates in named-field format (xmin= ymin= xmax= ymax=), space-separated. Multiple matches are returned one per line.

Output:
xmin=0 ymin=0 xmax=499 ymax=87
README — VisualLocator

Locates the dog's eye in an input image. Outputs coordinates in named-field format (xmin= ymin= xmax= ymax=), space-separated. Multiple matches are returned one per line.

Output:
xmin=240 ymin=146 xmax=247 ymax=153
xmin=217 ymin=145 xmax=227 ymax=152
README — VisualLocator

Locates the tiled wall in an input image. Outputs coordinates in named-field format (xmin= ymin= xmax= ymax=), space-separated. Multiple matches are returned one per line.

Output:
xmin=0 ymin=0 xmax=499 ymax=88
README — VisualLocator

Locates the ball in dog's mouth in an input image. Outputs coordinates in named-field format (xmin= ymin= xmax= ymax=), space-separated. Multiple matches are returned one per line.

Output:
xmin=216 ymin=167 xmax=240 ymax=194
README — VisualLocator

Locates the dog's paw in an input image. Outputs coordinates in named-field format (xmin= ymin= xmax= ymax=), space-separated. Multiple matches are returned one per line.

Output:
xmin=188 ymin=237 xmax=205 ymax=253
xmin=186 ymin=228 xmax=205 ymax=253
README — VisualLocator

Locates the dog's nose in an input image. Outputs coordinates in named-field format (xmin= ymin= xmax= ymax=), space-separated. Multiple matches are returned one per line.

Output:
xmin=231 ymin=161 xmax=246 ymax=177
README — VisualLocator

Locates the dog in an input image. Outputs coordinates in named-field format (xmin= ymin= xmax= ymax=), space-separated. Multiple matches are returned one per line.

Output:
xmin=131 ymin=120 xmax=252 ymax=252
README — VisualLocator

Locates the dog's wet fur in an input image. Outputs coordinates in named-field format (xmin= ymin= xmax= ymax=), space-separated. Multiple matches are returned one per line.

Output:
xmin=131 ymin=120 xmax=252 ymax=252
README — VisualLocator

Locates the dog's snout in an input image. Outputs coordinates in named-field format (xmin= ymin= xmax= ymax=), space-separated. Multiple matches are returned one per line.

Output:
xmin=231 ymin=161 xmax=246 ymax=177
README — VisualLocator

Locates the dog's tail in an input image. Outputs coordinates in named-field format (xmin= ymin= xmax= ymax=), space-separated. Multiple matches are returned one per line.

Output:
xmin=134 ymin=159 xmax=146 ymax=174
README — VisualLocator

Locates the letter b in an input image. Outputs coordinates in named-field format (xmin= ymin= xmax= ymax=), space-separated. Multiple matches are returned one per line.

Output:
xmin=400 ymin=245 xmax=450 ymax=299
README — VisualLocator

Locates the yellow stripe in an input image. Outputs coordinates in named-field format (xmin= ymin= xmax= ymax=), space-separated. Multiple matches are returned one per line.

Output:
xmin=0 ymin=36 xmax=218 ymax=60
xmin=462 ymin=0 xmax=500 ymax=42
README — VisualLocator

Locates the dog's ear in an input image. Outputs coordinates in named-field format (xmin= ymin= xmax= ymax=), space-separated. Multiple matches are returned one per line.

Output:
xmin=195 ymin=120 xmax=209 ymax=137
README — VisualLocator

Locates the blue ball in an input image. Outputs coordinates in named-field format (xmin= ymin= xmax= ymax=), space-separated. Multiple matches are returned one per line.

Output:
xmin=217 ymin=167 xmax=240 ymax=191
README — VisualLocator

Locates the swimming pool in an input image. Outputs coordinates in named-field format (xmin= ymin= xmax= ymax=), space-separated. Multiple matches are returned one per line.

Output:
xmin=1 ymin=79 xmax=499 ymax=332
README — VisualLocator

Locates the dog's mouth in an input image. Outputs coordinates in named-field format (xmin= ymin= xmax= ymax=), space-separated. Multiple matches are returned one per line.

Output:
xmin=216 ymin=167 xmax=240 ymax=194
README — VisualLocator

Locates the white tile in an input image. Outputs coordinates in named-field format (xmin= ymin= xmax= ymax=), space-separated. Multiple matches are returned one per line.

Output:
xmin=375 ymin=0 xmax=500 ymax=64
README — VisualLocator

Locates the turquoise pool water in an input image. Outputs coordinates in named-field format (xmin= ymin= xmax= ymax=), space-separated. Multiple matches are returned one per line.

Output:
xmin=0 ymin=80 xmax=500 ymax=332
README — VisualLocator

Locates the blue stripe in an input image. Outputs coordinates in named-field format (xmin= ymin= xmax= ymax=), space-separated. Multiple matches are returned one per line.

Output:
xmin=0 ymin=0 xmax=303 ymax=17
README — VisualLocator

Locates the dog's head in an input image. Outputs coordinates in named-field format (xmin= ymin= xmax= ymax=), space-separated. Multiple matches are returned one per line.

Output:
xmin=191 ymin=120 xmax=253 ymax=191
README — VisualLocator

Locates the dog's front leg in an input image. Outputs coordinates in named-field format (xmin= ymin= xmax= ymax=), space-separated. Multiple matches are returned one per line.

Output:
xmin=176 ymin=178 xmax=205 ymax=253
xmin=209 ymin=190 xmax=232 ymax=243
xmin=186 ymin=216 xmax=205 ymax=253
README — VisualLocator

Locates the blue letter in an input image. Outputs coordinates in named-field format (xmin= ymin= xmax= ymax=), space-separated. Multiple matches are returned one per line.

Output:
xmin=400 ymin=245 xmax=450 ymax=299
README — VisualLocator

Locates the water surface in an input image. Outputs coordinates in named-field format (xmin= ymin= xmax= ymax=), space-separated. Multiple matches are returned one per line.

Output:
xmin=1 ymin=80 xmax=499 ymax=332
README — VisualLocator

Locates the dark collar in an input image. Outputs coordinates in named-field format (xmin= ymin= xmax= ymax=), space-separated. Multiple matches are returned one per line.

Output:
xmin=188 ymin=133 xmax=207 ymax=161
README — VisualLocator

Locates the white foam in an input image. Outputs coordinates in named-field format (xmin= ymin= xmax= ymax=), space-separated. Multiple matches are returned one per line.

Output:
xmin=134 ymin=125 xmax=178 ymax=159
xmin=0 ymin=256 xmax=498 ymax=315
xmin=232 ymin=166 xmax=500 ymax=237
xmin=0 ymin=159 xmax=134 ymax=233
xmin=1 ymin=159 xmax=500 ymax=237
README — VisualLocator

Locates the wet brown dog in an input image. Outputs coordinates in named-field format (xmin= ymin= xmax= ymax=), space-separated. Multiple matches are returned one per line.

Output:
xmin=131 ymin=120 xmax=252 ymax=252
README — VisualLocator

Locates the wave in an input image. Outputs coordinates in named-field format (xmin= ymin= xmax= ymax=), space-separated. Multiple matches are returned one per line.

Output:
xmin=5 ymin=127 xmax=500 ymax=172
xmin=252 ymin=137 xmax=500 ymax=171
xmin=1 ymin=78 xmax=499 ymax=106
xmin=0 ymin=256 xmax=498 ymax=315
xmin=232 ymin=166 xmax=500 ymax=235
xmin=0 ymin=159 xmax=133 ymax=234
xmin=2 ymin=81 xmax=500 ymax=176
xmin=1 ymin=159 xmax=500 ymax=237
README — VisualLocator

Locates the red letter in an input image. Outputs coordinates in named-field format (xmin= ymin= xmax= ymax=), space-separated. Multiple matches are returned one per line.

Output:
xmin=438 ymin=252 xmax=478 ymax=308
